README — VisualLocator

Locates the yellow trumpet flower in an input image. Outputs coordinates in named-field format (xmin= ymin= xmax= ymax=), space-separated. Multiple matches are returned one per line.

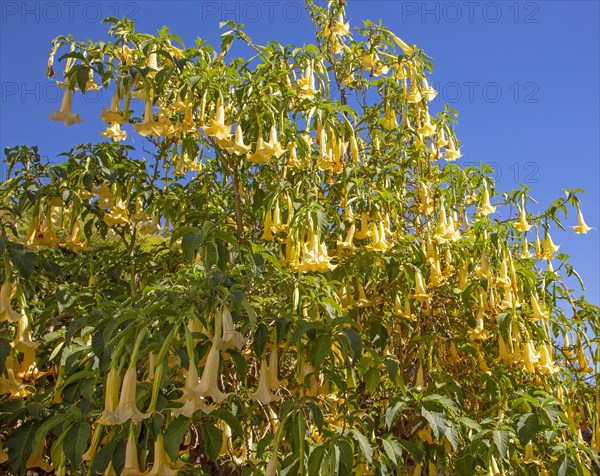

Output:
xmin=443 ymin=137 xmax=462 ymax=161
xmin=530 ymin=292 xmax=548 ymax=320
xmin=419 ymin=109 xmax=436 ymax=137
xmin=496 ymin=335 xmax=513 ymax=364
xmin=133 ymin=98 xmax=161 ymax=137
xmin=537 ymin=344 xmax=559 ymax=375
xmin=146 ymin=434 xmax=182 ymax=476
xmin=13 ymin=309 xmax=38 ymax=352
xmin=383 ymin=107 xmax=398 ymax=130
xmin=268 ymin=345 xmax=287 ymax=391
xmin=541 ymin=231 xmax=559 ymax=259
xmin=172 ymin=360 xmax=214 ymax=417
xmin=100 ymin=92 xmax=126 ymax=125
xmin=412 ymin=268 xmax=432 ymax=303
xmin=0 ymin=280 xmax=21 ymax=322
xmin=388 ymin=32 xmax=414 ymax=56
xmin=333 ymin=11 xmax=350 ymax=37
xmin=49 ymin=88 xmax=80 ymax=126
xmin=421 ymin=78 xmax=437 ymax=102
xmin=113 ymin=366 xmax=150 ymax=424
xmin=522 ymin=341 xmax=540 ymax=374
xmin=572 ymin=207 xmax=592 ymax=234
xmin=514 ymin=205 xmax=532 ymax=233
xmin=223 ymin=125 xmax=251 ymax=155
xmin=221 ymin=306 xmax=245 ymax=351
xmin=101 ymin=122 xmax=127 ymax=142
xmin=250 ymin=357 xmax=281 ymax=404
xmin=337 ymin=223 xmax=356 ymax=250
xmin=194 ymin=341 xmax=230 ymax=404
xmin=122 ymin=426 xmax=147 ymax=476
xmin=477 ymin=183 xmax=496 ymax=216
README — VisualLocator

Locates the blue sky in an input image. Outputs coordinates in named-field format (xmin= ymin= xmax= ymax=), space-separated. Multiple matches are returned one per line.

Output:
xmin=1 ymin=1 xmax=598 ymax=306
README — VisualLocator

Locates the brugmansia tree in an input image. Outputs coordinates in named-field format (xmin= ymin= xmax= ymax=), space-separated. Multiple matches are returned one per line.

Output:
xmin=0 ymin=1 xmax=598 ymax=474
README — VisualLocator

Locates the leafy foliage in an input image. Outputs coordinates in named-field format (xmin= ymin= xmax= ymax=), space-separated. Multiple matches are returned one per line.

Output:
xmin=0 ymin=1 xmax=598 ymax=474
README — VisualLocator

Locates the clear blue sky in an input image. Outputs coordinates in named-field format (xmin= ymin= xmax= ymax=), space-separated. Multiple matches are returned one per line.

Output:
xmin=1 ymin=1 xmax=598 ymax=306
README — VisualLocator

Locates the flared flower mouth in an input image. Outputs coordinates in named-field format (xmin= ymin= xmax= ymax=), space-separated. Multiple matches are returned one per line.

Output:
xmin=49 ymin=88 xmax=81 ymax=126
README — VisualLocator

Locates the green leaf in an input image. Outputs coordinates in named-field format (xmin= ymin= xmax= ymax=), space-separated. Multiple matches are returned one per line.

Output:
xmin=517 ymin=413 xmax=540 ymax=444
xmin=397 ymin=439 xmax=424 ymax=464
xmin=421 ymin=405 xmax=448 ymax=439
xmin=341 ymin=328 xmax=362 ymax=362
xmin=423 ymin=394 xmax=459 ymax=414
xmin=350 ymin=429 xmax=373 ymax=464
xmin=7 ymin=420 xmax=37 ymax=474
xmin=381 ymin=438 xmax=398 ymax=464
xmin=8 ymin=244 xmax=36 ymax=278
xmin=307 ymin=402 xmax=324 ymax=431
xmin=555 ymin=454 xmax=574 ymax=476
xmin=91 ymin=438 xmax=117 ymax=474
xmin=336 ymin=438 xmax=354 ymax=476
xmin=308 ymin=445 xmax=326 ymax=475
xmin=0 ymin=338 xmax=11 ymax=375
xmin=213 ymin=408 xmax=243 ymax=438
xmin=226 ymin=348 xmax=248 ymax=382
xmin=385 ymin=399 xmax=407 ymax=430
xmin=33 ymin=412 xmax=75 ymax=452
xmin=398 ymin=440 xmax=424 ymax=463
xmin=64 ymin=421 xmax=91 ymax=470
xmin=201 ymin=423 xmax=223 ymax=461
xmin=365 ymin=367 xmax=381 ymax=393
xmin=310 ymin=334 xmax=331 ymax=369
xmin=253 ymin=323 xmax=268 ymax=357
xmin=181 ymin=232 xmax=203 ymax=263
xmin=493 ymin=429 xmax=510 ymax=460
xmin=164 ymin=417 xmax=190 ymax=461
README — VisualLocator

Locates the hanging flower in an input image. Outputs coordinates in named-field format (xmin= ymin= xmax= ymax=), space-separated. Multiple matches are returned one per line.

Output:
xmin=49 ymin=88 xmax=81 ymax=126
xmin=296 ymin=63 xmax=317 ymax=99
xmin=146 ymin=434 xmax=182 ymax=476
xmin=193 ymin=341 xmax=230 ymax=404
xmin=133 ymin=98 xmax=161 ymax=137
xmin=443 ymin=136 xmax=462 ymax=161
xmin=220 ymin=306 xmax=245 ymax=351
xmin=411 ymin=268 xmax=432 ymax=303
xmin=101 ymin=92 xmax=126 ymax=124
xmin=477 ymin=183 xmax=496 ymax=215
xmin=250 ymin=357 xmax=281 ymax=404
xmin=388 ymin=31 xmax=414 ymax=56
xmin=333 ymin=11 xmax=350 ymax=37
xmin=337 ymin=223 xmax=356 ymax=250
xmin=13 ymin=309 xmax=38 ymax=352
xmin=0 ymin=280 xmax=20 ymax=323
xmin=514 ymin=205 xmax=532 ymax=232
xmin=122 ymin=426 xmax=147 ymax=476
xmin=530 ymin=292 xmax=548 ymax=320
xmin=267 ymin=345 xmax=287 ymax=392
xmin=84 ymin=69 xmax=101 ymax=92
xmin=572 ymin=207 xmax=592 ymax=234
xmin=101 ymin=122 xmax=127 ymax=142
xmin=541 ymin=231 xmax=559 ymax=259
xmin=222 ymin=125 xmax=251 ymax=155
xmin=172 ymin=361 xmax=214 ymax=417
xmin=420 ymin=78 xmax=437 ymax=102
xmin=112 ymin=366 xmax=150 ymax=425
xmin=202 ymin=99 xmax=231 ymax=141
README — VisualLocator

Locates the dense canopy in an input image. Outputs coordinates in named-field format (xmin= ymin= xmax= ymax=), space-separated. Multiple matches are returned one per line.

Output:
xmin=0 ymin=1 xmax=598 ymax=474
